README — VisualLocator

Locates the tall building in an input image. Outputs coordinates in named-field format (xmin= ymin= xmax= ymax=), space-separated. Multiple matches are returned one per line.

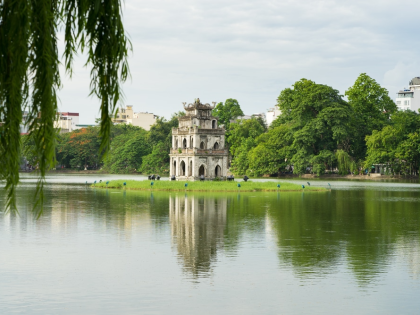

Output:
xmin=54 ymin=112 xmax=80 ymax=133
xmin=170 ymin=98 xmax=228 ymax=180
xmin=266 ymin=106 xmax=281 ymax=126
xmin=396 ymin=77 xmax=420 ymax=112
xmin=112 ymin=105 xmax=157 ymax=131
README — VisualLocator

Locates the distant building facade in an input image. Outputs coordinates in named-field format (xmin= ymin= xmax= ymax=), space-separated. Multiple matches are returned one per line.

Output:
xmin=396 ymin=77 xmax=420 ymax=112
xmin=169 ymin=99 xmax=228 ymax=180
xmin=54 ymin=112 xmax=80 ymax=133
xmin=112 ymin=105 xmax=157 ymax=131
xmin=266 ymin=106 xmax=281 ymax=126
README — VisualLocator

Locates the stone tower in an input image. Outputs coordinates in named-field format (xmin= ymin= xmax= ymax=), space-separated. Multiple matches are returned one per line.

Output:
xmin=169 ymin=98 xmax=228 ymax=180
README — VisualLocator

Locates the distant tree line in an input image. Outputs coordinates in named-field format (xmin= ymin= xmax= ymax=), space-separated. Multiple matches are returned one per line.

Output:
xmin=21 ymin=74 xmax=420 ymax=177
xmin=22 ymin=112 xmax=183 ymax=175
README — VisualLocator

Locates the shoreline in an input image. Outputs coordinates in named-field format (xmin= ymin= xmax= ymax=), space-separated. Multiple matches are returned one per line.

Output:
xmin=92 ymin=180 xmax=327 ymax=192
xmin=19 ymin=170 xmax=418 ymax=181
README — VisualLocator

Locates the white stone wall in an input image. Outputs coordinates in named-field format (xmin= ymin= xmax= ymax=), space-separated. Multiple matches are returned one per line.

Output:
xmin=170 ymin=154 xmax=228 ymax=179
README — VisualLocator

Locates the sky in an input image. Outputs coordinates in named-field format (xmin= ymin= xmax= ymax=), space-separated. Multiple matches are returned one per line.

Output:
xmin=57 ymin=0 xmax=420 ymax=124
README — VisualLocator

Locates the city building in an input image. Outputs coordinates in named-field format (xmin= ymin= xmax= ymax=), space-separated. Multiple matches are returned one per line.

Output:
xmin=54 ymin=112 xmax=80 ymax=133
xmin=396 ymin=77 xmax=420 ymax=112
xmin=112 ymin=105 xmax=157 ymax=131
xmin=266 ymin=106 xmax=281 ymax=126
xmin=170 ymin=98 xmax=229 ymax=180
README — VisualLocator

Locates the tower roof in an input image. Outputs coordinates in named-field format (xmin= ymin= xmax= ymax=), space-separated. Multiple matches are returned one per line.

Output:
xmin=183 ymin=98 xmax=216 ymax=111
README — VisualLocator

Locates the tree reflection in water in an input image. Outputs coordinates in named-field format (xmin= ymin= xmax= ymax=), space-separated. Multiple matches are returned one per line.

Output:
xmin=4 ymin=185 xmax=420 ymax=286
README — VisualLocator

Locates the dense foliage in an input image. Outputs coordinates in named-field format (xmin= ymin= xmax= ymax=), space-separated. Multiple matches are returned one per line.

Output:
xmin=212 ymin=98 xmax=244 ymax=128
xmin=228 ymin=74 xmax=419 ymax=177
xmin=22 ymin=116 xmax=180 ymax=175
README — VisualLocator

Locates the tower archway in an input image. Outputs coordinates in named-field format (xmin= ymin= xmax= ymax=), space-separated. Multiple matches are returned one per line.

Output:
xmin=189 ymin=160 xmax=193 ymax=176
xmin=180 ymin=160 xmax=186 ymax=176
xmin=173 ymin=160 xmax=177 ymax=176
xmin=213 ymin=142 xmax=219 ymax=150
xmin=215 ymin=165 xmax=221 ymax=177
xmin=199 ymin=165 xmax=205 ymax=176
xmin=183 ymin=138 xmax=187 ymax=149
xmin=200 ymin=141 xmax=205 ymax=149
xmin=212 ymin=120 xmax=216 ymax=129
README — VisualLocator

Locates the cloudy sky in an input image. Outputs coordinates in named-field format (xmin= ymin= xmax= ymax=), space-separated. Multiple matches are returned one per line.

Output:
xmin=57 ymin=0 xmax=420 ymax=124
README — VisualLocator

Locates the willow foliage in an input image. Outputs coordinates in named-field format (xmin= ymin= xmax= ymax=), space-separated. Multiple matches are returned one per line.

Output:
xmin=0 ymin=0 xmax=131 ymax=215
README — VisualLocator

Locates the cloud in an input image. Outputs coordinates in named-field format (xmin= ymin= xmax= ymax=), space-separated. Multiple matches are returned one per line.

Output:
xmin=58 ymin=0 xmax=420 ymax=123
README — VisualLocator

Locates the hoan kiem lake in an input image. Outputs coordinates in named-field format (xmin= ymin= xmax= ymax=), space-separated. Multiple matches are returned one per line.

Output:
xmin=1 ymin=174 xmax=420 ymax=314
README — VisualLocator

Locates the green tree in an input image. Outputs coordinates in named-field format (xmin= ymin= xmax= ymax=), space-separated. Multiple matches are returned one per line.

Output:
xmin=104 ymin=126 xmax=150 ymax=173
xmin=345 ymin=73 xmax=397 ymax=159
xmin=140 ymin=142 xmax=169 ymax=174
xmin=0 ymin=0 xmax=131 ymax=213
xmin=277 ymin=79 xmax=353 ymax=175
xmin=365 ymin=110 xmax=420 ymax=175
xmin=57 ymin=127 xmax=102 ymax=170
xmin=247 ymin=124 xmax=294 ymax=176
xmin=212 ymin=98 xmax=244 ymax=128
xmin=227 ymin=117 xmax=266 ymax=158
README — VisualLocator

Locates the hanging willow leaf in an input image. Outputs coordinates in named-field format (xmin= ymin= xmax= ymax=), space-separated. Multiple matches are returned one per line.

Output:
xmin=0 ymin=0 xmax=131 ymax=216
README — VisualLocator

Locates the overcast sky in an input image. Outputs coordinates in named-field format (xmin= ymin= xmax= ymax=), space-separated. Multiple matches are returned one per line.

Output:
xmin=57 ymin=0 xmax=420 ymax=124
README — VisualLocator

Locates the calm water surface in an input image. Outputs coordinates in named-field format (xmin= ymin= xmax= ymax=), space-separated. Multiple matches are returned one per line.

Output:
xmin=1 ymin=174 xmax=420 ymax=314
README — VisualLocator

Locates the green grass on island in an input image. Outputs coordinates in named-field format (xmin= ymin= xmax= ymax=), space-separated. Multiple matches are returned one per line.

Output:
xmin=92 ymin=180 xmax=327 ymax=192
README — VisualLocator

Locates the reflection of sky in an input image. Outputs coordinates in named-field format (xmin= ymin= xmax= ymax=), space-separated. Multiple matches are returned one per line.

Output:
xmin=1 ymin=178 xmax=420 ymax=314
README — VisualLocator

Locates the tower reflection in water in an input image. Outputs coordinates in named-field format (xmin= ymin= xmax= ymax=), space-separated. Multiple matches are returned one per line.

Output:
xmin=169 ymin=194 xmax=227 ymax=278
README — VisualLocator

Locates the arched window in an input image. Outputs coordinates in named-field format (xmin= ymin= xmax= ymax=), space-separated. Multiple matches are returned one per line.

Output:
xmin=199 ymin=165 xmax=205 ymax=176
xmin=190 ymin=138 xmax=193 ymax=149
xmin=180 ymin=161 xmax=186 ymax=176
xmin=173 ymin=161 xmax=177 ymax=176
xmin=212 ymin=120 xmax=216 ymax=129
xmin=213 ymin=142 xmax=219 ymax=150
xmin=183 ymin=138 xmax=187 ymax=149
xmin=175 ymin=139 xmax=178 ymax=149
xmin=200 ymin=141 xmax=205 ymax=149
xmin=215 ymin=165 xmax=221 ymax=177
xmin=189 ymin=160 xmax=193 ymax=176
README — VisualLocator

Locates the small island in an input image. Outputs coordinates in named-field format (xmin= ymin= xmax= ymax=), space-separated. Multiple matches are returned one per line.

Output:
xmin=92 ymin=180 xmax=327 ymax=192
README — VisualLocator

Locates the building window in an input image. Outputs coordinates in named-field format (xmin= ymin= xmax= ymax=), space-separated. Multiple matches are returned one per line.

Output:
xmin=213 ymin=142 xmax=219 ymax=150
xmin=396 ymin=101 xmax=401 ymax=105
xmin=200 ymin=141 xmax=205 ymax=149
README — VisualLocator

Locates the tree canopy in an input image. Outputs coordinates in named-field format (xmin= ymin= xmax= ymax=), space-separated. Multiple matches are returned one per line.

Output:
xmin=276 ymin=79 xmax=353 ymax=175
xmin=345 ymin=73 xmax=397 ymax=159
xmin=212 ymin=98 xmax=244 ymax=128
xmin=0 ymin=0 xmax=131 ymax=214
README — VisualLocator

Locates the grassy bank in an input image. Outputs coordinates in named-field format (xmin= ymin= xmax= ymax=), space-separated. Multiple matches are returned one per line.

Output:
xmin=92 ymin=180 xmax=326 ymax=192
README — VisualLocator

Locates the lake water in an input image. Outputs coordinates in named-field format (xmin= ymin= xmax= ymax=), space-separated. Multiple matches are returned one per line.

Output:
xmin=1 ymin=174 xmax=420 ymax=314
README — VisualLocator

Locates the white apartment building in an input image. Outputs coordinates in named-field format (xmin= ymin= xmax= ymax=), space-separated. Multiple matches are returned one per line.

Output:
xmin=266 ymin=106 xmax=281 ymax=126
xmin=54 ymin=112 xmax=80 ymax=133
xmin=396 ymin=77 xmax=420 ymax=112
xmin=112 ymin=105 xmax=157 ymax=131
